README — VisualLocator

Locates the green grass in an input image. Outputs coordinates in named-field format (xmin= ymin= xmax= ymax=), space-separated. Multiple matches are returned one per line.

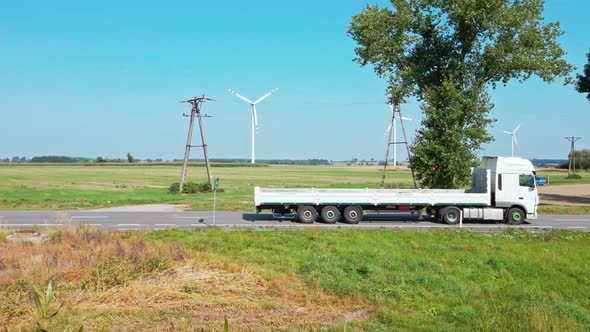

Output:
xmin=535 ymin=169 xmax=590 ymax=185
xmin=0 ymin=164 xmax=412 ymax=210
xmin=147 ymin=228 xmax=590 ymax=331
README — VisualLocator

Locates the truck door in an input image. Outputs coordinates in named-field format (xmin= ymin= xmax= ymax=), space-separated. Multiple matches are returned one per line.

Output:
xmin=517 ymin=174 xmax=537 ymax=217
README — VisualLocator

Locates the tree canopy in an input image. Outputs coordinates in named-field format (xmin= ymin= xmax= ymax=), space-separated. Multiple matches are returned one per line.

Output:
xmin=576 ymin=51 xmax=590 ymax=102
xmin=348 ymin=0 xmax=573 ymax=188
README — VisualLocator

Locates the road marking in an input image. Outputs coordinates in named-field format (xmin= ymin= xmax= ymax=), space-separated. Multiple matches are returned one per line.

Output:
xmin=567 ymin=226 xmax=588 ymax=229
xmin=155 ymin=224 xmax=176 ymax=226
xmin=190 ymin=223 xmax=207 ymax=226
xmin=72 ymin=216 xmax=109 ymax=219
xmin=0 ymin=223 xmax=64 ymax=227
xmin=117 ymin=223 xmax=140 ymax=226
xmin=173 ymin=216 xmax=208 ymax=219
xmin=556 ymin=218 xmax=589 ymax=222
xmin=87 ymin=223 xmax=103 ymax=227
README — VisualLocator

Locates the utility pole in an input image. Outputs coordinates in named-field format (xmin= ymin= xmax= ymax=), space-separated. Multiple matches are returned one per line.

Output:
xmin=179 ymin=96 xmax=214 ymax=193
xmin=381 ymin=103 xmax=417 ymax=188
xmin=564 ymin=136 xmax=582 ymax=176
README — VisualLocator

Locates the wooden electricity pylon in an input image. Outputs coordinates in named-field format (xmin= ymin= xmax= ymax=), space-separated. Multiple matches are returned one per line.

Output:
xmin=381 ymin=103 xmax=417 ymax=189
xmin=179 ymin=96 xmax=214 ymax=193
xmin=564 ymin=136 xmax=582 ymax=176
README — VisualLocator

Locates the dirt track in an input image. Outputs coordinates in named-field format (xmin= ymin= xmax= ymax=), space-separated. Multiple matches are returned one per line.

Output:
xmin=539 ymin=184 xmax=590 ymax=206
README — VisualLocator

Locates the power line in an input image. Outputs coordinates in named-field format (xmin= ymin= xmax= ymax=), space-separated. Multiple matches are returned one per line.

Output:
xmin=564 ymin=136 xmax=582 ymax=176
xmin=178 ymin=96 xmax=214 ymax=193
xmin=381 ymin=103 xmax=417 ymax=189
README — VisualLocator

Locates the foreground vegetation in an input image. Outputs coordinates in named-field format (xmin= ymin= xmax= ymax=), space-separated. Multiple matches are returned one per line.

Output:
xmin=0 ymin=164 xmax=587 ymax=212
xmin=2 ymin=227 xmax=589 ymax=330
xmin=0 ymin=227 xmax=365 ymax=330
xmin=148 ymin=228 xmax=590 ymax=331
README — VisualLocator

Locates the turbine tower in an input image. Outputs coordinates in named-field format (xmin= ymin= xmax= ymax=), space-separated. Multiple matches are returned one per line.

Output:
xmin=384 ymin=104 xmax=413 ymax=166
xmin=228 ymin=88 xmax=278 ymax=163
xmin=503 ymin=124 xmax=521 ymax=157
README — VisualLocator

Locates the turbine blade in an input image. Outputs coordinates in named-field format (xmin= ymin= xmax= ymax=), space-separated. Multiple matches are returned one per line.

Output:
xmin=389 ymin=104 xmax=395 ymax=113
xmin=385 ymin=123 xmax=392 ymax=137
xmin=503 ymin=131 xmax=512 ymax=134
xmin=228 ymin=89 xmax=254 ymax=104
xmin=513 ymin=135 xmax=519 ymax=147
xmin=398 ymin=116 xmax=413 ymax=121
xmin=253 ymin=105 xmax=259 ymax=134
xmin=513 ymin=124 xmax=521 ymax=133
xmin=254 ymin=88 xmax=278 ymax=104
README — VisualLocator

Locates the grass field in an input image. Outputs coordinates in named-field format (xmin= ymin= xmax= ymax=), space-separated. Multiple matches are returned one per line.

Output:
xmin=0 ymin=164 xmax=587 ymax=212
xmin=147 ymin=228 xmax=590 ymax=331
xmin=2 ymin=227 xmax=589 ymax=330
xmin=0 ymin=164 xmax=414 ymax=210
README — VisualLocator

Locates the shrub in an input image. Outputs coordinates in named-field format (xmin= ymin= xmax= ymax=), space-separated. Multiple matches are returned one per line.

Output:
xmin=169 ymin=181 xmax=212 ymax=194
xmin=169 ymin=182 xmax=180 ymax=193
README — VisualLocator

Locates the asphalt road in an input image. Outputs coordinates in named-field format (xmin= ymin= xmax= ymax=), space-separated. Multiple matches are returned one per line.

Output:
xmin=0 ymin=210 xmax=589 ymax=232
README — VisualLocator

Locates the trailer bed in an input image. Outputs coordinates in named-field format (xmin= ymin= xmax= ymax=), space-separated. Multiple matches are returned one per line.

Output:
xmin=254 ymin=168 xmax=492 ymax=209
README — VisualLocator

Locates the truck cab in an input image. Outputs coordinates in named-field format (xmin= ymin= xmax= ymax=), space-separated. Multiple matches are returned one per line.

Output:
xmin=481 ymin=156 xmax=539 ymax=221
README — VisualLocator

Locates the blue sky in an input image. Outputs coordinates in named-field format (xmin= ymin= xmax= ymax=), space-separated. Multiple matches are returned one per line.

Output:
xmin=1 ymin=0 xmax=588 ymax=161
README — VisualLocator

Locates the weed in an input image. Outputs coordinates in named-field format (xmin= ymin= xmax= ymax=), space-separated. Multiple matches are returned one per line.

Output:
xmin=49 ymin=231 xmax=63 ymax=244
xmin=32 ymin=281 xmax=64 ymax=331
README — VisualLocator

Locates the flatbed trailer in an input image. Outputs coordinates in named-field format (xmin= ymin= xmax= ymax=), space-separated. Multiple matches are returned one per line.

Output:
xmin=255 ymin=156 xmax=539 ymax=225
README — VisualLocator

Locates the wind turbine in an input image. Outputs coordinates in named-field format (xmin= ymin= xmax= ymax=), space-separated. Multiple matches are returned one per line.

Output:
xmin=503 ymin=124 xmax=521 ymax=157
xmin=385 ymin=104 xmax=413 ymax=166
xmin=228 ymin=88 xmax=278 ymax=163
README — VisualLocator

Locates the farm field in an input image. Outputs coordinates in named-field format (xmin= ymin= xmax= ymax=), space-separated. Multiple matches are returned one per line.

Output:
xmin=2 ymin=227 xmax=590 ymax=331
xmin=0 ymin=164 xmax=588 ymax=212
xmin=0 ymin=164 xmax=413 ymax=211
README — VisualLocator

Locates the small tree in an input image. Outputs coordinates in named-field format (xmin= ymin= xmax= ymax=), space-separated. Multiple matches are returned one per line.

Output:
xmin=126 ymin=152 xmax=135 ymax=163
xmin=96 ymin=156 xmax=106 ymax=163
xmin=576 ymin=51 xmax=590 ymax=102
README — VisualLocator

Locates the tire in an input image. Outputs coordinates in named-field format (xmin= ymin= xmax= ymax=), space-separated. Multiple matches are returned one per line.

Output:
xmin=441 ymin=206 xmax=461 ymax=225
xmin=507 ymin=207 xmax=525 ymax=225
xmin=297 ymin=205 xmax=317 ymax=224
xmin=320 ymin=206 xmax=340 ymax=224
xmin=342 ymin=205 xmax=363 ymax=224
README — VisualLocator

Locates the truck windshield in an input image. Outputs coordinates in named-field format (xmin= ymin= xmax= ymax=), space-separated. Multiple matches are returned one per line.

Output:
xmin=519 ymin=174 xmax=535 ymax=188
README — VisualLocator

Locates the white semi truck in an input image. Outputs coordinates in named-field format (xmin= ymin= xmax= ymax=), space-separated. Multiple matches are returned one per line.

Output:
xmin=254 ymin=156 xmax=539 ymax=225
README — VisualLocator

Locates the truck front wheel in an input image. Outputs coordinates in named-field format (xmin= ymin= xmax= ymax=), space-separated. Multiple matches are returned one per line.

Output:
xmin=321 ymin=206 xmax=340 ymax=224
xmin=343 ymin=206 xmax=363 ymax=224
xmin=297 ymin=205 xmax=317 ymax=224
xmin=507 ymin=207 xmax=525 ymax=225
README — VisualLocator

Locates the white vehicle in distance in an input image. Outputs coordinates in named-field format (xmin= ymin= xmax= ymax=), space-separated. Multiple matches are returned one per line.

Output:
xmin=254 ymin=156 xmax=538 ymax=225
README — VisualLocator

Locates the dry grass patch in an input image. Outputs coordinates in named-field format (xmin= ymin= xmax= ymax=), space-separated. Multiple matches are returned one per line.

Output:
xmin=0 ymin=228 xmax=370 ymax=331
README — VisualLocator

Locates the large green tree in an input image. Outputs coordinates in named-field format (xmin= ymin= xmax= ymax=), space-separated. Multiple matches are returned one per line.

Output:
xmin=348 ymin=0 xmax=573 ymax=188
xmin=576 ymin=51 xmax=590 ymax=102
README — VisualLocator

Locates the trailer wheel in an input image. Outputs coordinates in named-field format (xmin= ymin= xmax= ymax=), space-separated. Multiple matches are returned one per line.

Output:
xmin=441 ymin=206 xmax=461 ymax=225
xmin=320 ymin=206 xmax=340 ymax=224
xmin=507 ymin=207 xmax=525 ymax=225
xmin=343 ymin=206 xmax=363 ymax=224
xmin=297 ymin=205 xmax=317 ymax=224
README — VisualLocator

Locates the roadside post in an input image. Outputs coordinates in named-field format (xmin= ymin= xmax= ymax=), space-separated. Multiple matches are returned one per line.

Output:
xmin=213 ymin=178 xmax=219 ymax=226
xmin=459 ymin=209 xmax=463 ymax=229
